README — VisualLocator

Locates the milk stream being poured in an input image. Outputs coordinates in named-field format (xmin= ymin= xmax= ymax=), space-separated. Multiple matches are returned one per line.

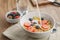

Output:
xmin=35 ymin=0 xmax=42 ymax=27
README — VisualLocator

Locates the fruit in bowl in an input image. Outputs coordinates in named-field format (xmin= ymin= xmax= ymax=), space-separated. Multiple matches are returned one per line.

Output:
xmin=20 ymin=11 xmax=55 ymax=38
xmin=7 ymin=11 xmax=20 ymax=19
xmin=24 ymin=16 xmax=52 ymax=32
xmin=5 ymin=11 xmax=21 ymax=23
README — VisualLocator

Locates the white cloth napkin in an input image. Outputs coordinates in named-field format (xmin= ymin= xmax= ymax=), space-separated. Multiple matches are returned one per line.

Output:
xmin=3 ymin=23 xmax=60 ymax=40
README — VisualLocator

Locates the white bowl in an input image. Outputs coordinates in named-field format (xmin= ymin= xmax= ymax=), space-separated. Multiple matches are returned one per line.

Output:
xmin=20 ymin=11 xmax=55 ymax=38
xmin=5 ymin=11 xmax=21 ymax=23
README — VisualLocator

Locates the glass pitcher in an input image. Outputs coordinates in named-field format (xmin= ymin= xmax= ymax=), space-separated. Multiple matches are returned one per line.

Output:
xmin=16 ymin=0 xmax=29 ymax=16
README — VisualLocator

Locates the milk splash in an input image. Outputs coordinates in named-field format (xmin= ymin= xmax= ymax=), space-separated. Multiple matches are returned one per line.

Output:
xmin=34 ymin=0 xmax=42 ymax=27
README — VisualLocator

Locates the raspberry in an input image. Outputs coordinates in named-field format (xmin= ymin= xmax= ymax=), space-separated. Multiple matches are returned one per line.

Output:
xmin=15 ymin=16 xmax=20 ymax=19
xmin=12 ymin=12 xmax=16 ymax=14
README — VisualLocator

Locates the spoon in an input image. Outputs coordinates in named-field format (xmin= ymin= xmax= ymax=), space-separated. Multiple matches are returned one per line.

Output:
xmin=48 ymin=0 xmax=60 ymax=6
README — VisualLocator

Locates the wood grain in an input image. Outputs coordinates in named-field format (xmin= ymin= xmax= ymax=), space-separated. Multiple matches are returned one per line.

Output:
xmin=0 ymin=0 xmax=16 ymax=40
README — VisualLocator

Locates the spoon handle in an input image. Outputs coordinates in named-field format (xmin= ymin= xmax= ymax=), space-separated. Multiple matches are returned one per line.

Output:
xmin=53 ymin=1 xmax=60 ymax=6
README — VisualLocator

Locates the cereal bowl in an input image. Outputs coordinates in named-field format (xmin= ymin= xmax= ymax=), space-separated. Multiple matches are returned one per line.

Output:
xmin=20 ymin=11 xmax=55 ymax=38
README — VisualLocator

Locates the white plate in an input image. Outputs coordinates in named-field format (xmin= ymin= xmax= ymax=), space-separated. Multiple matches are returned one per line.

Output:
xmin=3 ymin=23 xmax=60 ymax=40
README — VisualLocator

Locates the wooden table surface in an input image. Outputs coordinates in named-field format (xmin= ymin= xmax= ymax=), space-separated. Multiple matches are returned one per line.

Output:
xmin=0 ymin=0 xmax=16 ymax=40
xmin=0 ymin=0 xmax=60 ymax=40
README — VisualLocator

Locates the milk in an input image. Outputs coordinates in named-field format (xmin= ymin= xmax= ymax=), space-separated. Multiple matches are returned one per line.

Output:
xmin=34 ymin=0 xmax=42 ymax=27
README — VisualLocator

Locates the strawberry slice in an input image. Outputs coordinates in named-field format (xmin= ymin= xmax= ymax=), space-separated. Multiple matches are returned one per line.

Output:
xmin=42 ymin=25 xmax=49 ymax=29
xmin=32 ymin=29 xmax=35 ymax=32
xmin=30 ymin=27 xmax=35 ymax=32
xmin=26 ymin=27 xmax=31 ymax=30
xmin=42 ymin=20 xmax=48 ymax=24
xmin=31 ymin=27 xmax=35 ymax=32
xmin=24 ymin=22 xmax=31 ymax=27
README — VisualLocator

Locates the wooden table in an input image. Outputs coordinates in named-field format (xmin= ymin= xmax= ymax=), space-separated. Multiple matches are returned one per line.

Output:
xmin=0 ymin=0 xmax=60 ymax=40
xmin=0 ymin=0 xmax=16 ymax=40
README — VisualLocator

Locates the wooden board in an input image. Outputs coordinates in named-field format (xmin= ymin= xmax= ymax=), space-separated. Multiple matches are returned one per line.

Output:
xmin=29 ymin=0 xmax=52 ymax=7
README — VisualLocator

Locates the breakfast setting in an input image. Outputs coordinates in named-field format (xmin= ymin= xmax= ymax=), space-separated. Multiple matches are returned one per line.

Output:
xmin=0 ymin=0 xmax=60 ymax=40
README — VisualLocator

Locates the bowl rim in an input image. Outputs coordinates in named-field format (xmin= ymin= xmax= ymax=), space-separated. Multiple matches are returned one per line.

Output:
xmin=20 ymin=13 xmax=55 ymax=34
xmin=5 ymin=11 xmax=21 ymax=20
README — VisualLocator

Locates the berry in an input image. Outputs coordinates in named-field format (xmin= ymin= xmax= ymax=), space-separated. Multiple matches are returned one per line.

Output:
xmin=8 ymin=14 xmax=13 ymax=16
xmin=12 ymin=12 xmax=16 ymax=17
xmin=16 ymin=12 xmax=20 ymax=16
xmin=35 ymin=25 xmax=40 ymax=29
xmin=7 ymin=14 xmax=14 ymax=19
xmin=33 ymin=22 xmax=37 ymax=24
xmin=52 ymin=29 xmax=56 ymax=33
xmin=24 ymin=22 xmax=30 ymax=27
xmin=29 ymin=18 xmax=33 ymax=21
xmin=41 ymin=18 xmax=44 ymax=20
xmin=8 ymin=12 xmax=20 ymax=19
xmin=32 ymin=29 xmax=35 ymax=32
xmin=15 ymin=16 xmax=20 ymax=19
xmin=53 ymin=29 xmax=56 ymax=31
xmin=30 ymin=27 xmax=35 ymax=32
xmin=12 ymin=14 xmax=16 ymax=17
xmin=26 ymin=27 xmax=31 ymax=30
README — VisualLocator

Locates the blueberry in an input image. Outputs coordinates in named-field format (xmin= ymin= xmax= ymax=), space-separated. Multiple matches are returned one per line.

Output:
xmin=8 ymin=14 xmax=13 ymax=16
xmin=7 ymin=14 xmax=14 ymax=19
xmin=35 ymin=25 xmax=40 ymax=29
xmin=16 ymin=12 xmax=20 ymax=16
xmin=29 ymin=18 xmax=33 ymax=21
xmin=53 ymin=29 xmax=56 ymax=31
xmin=52 ymin=28 xmax=57 ymax=33
xmin=41 ymin=18 xmax=44 ymax=20
xmin=11 ymin=12 xmax=16 ymax=19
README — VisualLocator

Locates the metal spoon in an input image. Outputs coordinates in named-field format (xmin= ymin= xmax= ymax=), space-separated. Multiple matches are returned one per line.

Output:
xmin=48 ymin=0 xmax=60 ymax=6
